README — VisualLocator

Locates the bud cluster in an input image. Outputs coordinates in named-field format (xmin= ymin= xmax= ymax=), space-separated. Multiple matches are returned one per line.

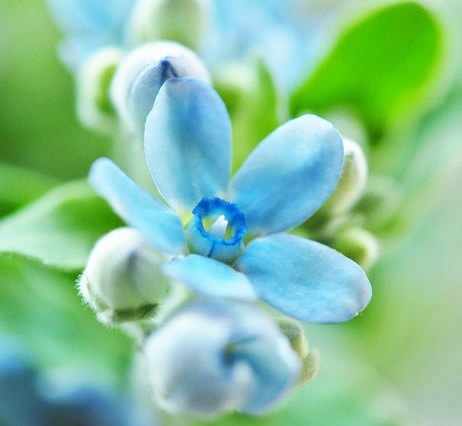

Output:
xmin=80 ymin=228 xmax=317 ymax=419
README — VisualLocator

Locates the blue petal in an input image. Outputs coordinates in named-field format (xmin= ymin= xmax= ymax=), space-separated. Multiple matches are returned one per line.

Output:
xmin=89 ymin=158 xmax=185 ymax=255
xmin=162 ymin=255 xmax=256 ymax=301
xmin=48 ymin=0 xmax=131 ymax=33
xmin=47 ymin=0 xmax=132 ymax=69
xmin=144 ymin=77 xmax=232 ymax=213
xmin=230 ymin=332 xmax=300 ymax=415
xmin=128 ymin=59 xmax=178 ymax=135
xmin=229 ymin=115 xmax=344 ymax=235
xmin=112 ymin=42 xmax=210 ymax=134
xmin=236 ymin=234 xmax=372 ymax=323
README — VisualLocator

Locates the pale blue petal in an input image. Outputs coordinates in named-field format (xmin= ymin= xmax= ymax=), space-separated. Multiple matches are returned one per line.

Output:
xmin=112 ymin=42 xmax=210 ymax=134
xmin=47 ymin=0 xmax=133 ymax=69
xmin=48 ymin=0 xmax=132 ymax=34
xmin=229 ymin=115 xmax=344 ymax=235
xmin=231 ymin=332 xmax=300 ymax=415
xmin=236 ymin=234 xmax=372 ymax=323
xmin=144 ymin=77 xmax=232 ymax=213
xmin=162 ymin=255 xmax=255 ymax=301
xmin=89 ymin=158 xmax=185 ymax=255
xmin=128 ymin=59 xmax=178 ymax=135
xmin=144 ymin=301 xmax=300 ymax=417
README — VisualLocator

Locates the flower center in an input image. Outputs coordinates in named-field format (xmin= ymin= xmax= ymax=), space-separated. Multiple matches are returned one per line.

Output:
xmin=185 ymin=197 xmax=248 ymax=263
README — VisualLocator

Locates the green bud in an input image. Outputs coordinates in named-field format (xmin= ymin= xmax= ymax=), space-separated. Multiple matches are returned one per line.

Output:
xmin=277 ymin=318 xmax=320 ymax=384
xmin=76 ymin=47 xmax=124 ymax=134
xmin=354 ymin=176 xmax=402 ymax=231
xmin=332 ymin=227 xmax=379 ymax=270
xmin=323 ymin=138 xmax=368 ymax=215
xmin=79 ymin=228 xmax=169 ymax=325
xmin=277 ymin=318 xmax=309 ymax=359
xmin=214 ymin=63 xmax=255 ymax=117
xmin=129 ymin=0 xmax=209 ymax=49
xmin=299 ymin=349 xmax=320 ymax=385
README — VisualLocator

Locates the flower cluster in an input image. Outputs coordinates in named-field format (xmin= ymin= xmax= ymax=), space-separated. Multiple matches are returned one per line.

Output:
xmin=78 ymin=41 xmax=372 ymax=419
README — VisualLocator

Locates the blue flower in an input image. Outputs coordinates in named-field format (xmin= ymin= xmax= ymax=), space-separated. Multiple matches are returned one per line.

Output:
xmin=0 ymin=354 xmax=136 ymax=426
xmin=204 ymin=0 xmax=320 ymax=91
xmin=143 ymin=301 xmax=301 ymax=417
xmin=89 ymin=77 xmax=372 ymax=324
xmin=47 ymin=0 xmax=134 ymax=69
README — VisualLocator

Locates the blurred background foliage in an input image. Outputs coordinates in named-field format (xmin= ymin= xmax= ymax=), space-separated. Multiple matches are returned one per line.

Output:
xmin=0 ymin=0 xmax=461 ymax=425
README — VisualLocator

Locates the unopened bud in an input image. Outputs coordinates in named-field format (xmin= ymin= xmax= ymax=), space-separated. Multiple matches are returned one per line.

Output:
xmin=128 ymin=0 xmax=209 ymax=49
xmin=277 ymin=318 xmax=309 ymax=359
xmin=110 ymin=41 xmax=210 ymax=134
xmin=143 ymin=302 xmax=301 ymax=418
xmin=77 ymin=47 xmax=124 ymax=134
xmin=323 ymin=138 xmax=368 ymax=215
xmin=79 ymin=228 xmax=169 ymax=325
xmin=299 ymin=349 xmax=320 ymax=385
xmin=354 ymin=176 xmax=402 ymax=231
xmin=332 ymin=227 xmax=379 ymax=271
xmin=277 ymin=318 xmax=319 ymax=385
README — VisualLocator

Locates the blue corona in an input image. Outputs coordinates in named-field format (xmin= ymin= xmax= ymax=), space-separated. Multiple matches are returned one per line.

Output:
xmin=186 ymin=197 xmax=248 ymax=263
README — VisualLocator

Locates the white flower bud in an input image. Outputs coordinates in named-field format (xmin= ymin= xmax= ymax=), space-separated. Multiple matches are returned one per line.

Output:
xmin=110 ymin=41 xmax=210 ymax=134
xmin=76 ymin=47 xmax=124 ymax=134
xmin=323 ymin=138 xmax=368 ymax=215
xmin=128 ymin=0 xmax=209 ymax=49
xmin=142 ymin=302 xmax=300 ymax=418
xmin=79 ymin=228 xmax=170 ymax=325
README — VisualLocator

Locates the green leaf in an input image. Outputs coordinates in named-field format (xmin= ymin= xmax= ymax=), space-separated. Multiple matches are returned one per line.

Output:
xmin=215 ymin=59 xmax=280 ymax=171
xmin=0 ymin=255 xmax=132 ymax=388
xmin=0 ymin=161 xmax=58 ymax=216
xmin=0 ymin=181 xmax=122 ymax=271
xmin=0 ymin=1 xmax=111 ymax=179
xmin=290 ymin=2 xmax=445 ymax=141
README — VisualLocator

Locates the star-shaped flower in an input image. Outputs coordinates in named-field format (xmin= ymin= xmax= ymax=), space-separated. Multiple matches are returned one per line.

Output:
xmin=89 ymin=77 xmax=372 ymax=324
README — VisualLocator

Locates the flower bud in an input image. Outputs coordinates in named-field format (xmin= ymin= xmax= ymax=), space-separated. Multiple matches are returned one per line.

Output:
xmin=332 ymin=227 xmax=380 ymax=271
xmin=77 ymin=47 xmax=124 ymax=134
xmin=128 ymin=0 xmax=209 ymax=49
xmin=354 ymin=176 xmax=402 ymax=231
xmin=142 ymin=302 xmax=300 ymax=418
xmin=79 ymin=228 xmax=169 ymax=325
xmin=277 ymin=318 xmax=309 ymax=359
xmin=110 ymin=41 xmax=210 ymax=135
xmin=322 ymin=138 xmax=368 ymax=215
xmin=277 ymin=318 xmax=320 ymax=385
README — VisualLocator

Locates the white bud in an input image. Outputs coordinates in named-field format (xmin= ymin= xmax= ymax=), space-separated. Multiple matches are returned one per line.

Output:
xmin=128 ymin=0 xmax=209 ymax=49
xmin=79 ymin=228 xmax=169 ymax=325
xmin=76 ymin=47 xmax=124 ymax=134
xmin=323 ymin=138 xmax=368 ymax=215
xmin=110 ymin=41 xmax=210 ymax=134
xmin=142 ymin=302 xmax=300 ymax=418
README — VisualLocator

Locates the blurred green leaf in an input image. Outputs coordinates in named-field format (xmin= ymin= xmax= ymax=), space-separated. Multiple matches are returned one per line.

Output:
xmin=215 ymin=59 xmax=280 ymax=171
xmin=0 ymin=161 xmax=58 ymax=216
xmin=0 ymin=181 xmax=122 ymax=271
xmin=290 ymin=1 xmax=445 ymax=140
xmin=0 ymin=255 xmax=132 ymax=387
xmin=0 ymin=1 xmax=110 ymax=179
